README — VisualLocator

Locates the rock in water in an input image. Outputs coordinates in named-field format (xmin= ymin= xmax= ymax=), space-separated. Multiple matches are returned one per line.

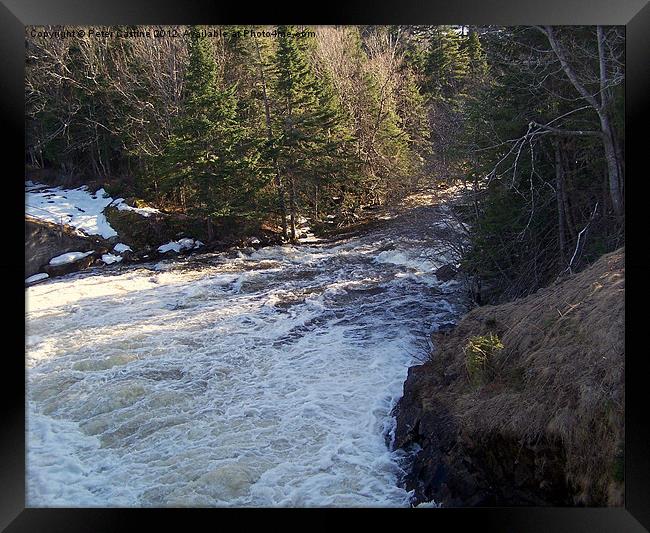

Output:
xmin=435 ymin=264 xmax=457 ymax=282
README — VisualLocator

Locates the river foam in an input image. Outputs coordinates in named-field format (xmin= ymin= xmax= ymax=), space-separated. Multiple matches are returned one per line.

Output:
xmin=26 ymin=202 xmax=467 ymax=507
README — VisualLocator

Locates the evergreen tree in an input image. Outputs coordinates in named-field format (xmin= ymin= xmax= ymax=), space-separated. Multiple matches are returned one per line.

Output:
xmin=155 ymin=26 xmax=262 ymax=231
xmin=272 ymin=25 xmax=352 ymax=239
xmin=397 ymin=68 xmax=431 ymax=173
xmin=424 ymin=26 xmax=469 ymax=98
xmin=463 ymin=29 xmax=488 ymax=85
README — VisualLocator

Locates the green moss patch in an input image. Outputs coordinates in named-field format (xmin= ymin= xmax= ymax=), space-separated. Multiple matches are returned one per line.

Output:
xmin=464 ymin=332 xmax=504 ymax=385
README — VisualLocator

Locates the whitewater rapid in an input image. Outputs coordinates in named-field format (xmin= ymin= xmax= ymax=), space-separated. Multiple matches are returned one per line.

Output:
xmin=26 ymin=201 xmax=468 ymax=507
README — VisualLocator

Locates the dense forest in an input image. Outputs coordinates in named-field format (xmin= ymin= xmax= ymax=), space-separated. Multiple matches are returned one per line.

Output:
xmin=25 ymin=25 xmax=625 ymax=302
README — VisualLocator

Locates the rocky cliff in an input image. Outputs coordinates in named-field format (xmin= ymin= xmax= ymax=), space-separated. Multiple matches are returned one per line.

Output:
xmin=393 ymin=248 xmax=625 ymax=507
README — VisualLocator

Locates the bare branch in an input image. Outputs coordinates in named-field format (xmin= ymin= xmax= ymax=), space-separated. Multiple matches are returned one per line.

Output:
xmin=540 ymin=26 xmax=601 ymax=113
xmin=530 ymin=121 xmax=602 ymax=137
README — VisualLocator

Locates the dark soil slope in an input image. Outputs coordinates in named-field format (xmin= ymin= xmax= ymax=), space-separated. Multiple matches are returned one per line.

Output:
xmin=393 ymin=248 xmax=625 ymax=507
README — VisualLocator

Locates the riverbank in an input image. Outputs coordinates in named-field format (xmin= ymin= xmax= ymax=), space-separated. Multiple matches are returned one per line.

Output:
xmin=26 ymin=180 xmax=470 ymax=285
xmin=25 ymin=180 xmax=285 ymax=283
xmin=392 ymin=248 xmax=625 ymax=506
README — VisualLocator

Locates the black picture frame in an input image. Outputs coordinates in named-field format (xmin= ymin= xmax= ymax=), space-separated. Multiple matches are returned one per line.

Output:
xmin=3 ymin=1 xmax=647 ymax=530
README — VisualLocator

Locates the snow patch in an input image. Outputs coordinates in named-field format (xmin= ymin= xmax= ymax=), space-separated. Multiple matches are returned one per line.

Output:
xmin=27 ymin=182 xmax=162 ymax=240
xmin=26 ymin=184 xmax=117 ymax=238
xmin=112 ymin=198 xmax=160 ymax=217
xmin=102 ymin=254 xmax=123 ymax=264
xmin=26 ymin=273 xmax=49 ymax=284
xmin=158 ymin=238 xmax=199 ymax=254
xmin=48 ymin=251 xmax=93 ymax=266
xmin=114 ymin=243 xmax=132 ymax=253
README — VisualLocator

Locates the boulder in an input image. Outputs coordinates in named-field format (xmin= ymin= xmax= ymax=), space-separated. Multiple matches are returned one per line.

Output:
xmin=25 ymin=216 xmax=105 ymax=277
xmin=435 ymin=264 xmax=458 ymax=282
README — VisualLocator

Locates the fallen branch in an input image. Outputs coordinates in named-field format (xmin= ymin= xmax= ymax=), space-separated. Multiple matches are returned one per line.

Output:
xmin=563 ymin=201 xmax=599 ymax=275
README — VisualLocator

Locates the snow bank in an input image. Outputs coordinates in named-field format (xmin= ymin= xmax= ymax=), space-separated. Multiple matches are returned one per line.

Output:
xmin=26 ymin=185 xmax=117 ymax=239
xmin=26 ymin=182 xmax=161 ymax=240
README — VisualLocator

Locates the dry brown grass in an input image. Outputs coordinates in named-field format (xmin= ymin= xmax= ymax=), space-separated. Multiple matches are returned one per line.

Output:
xmin=424 ymin=247 xmax=625 ymax=505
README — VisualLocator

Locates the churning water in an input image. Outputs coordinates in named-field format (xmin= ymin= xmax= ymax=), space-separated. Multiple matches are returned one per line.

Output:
xmin=26 ymin=198 xmax=468 ymax=507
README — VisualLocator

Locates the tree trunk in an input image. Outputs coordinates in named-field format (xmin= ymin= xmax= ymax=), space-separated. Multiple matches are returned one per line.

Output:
xmin=559 ymin=142 xmax=577 ymax=242
xmin=543 ymin=25 xmax=624 ymax=218
xmin=596 ymin=25 xmax=623 ymax=217
xmin=599 ymin=112 xmax=623 ymax=217
xmin=289 ymin=174 xmax=297 ymax=241
xmin=206 ymin=216 xmax=214 ymax=242
xmin=273 ymin=168 xmax=288 ymax=240
xmin=254 ymin=34 xmax=287 ymax=240
xmin=554 ymin=140 xmax=567 ymax=264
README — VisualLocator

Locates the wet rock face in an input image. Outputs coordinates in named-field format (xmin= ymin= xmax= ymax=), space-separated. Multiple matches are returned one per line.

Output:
xmin=393 ymin=363 xmax=574 ymax=507
xmin=25 ymin=216 xmax=104 ymax=277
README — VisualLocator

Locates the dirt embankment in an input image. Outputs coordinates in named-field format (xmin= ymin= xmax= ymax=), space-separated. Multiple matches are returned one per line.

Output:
xmin=393 ymin=248 xmax=625 ymax=507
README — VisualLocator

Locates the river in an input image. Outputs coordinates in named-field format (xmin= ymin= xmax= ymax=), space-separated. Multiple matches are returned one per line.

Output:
xmin=26 ymin=191 xmax=468 ymax=507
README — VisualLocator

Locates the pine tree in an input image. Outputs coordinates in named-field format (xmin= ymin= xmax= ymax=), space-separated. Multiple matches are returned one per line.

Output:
xmin=424 ymin=26 xmax=469 ymax=98
xmin=248 ymin=27 xmax=289 ymax=239
xmin=155 ymin=26 xmax=262 ymax=234
xmin=463 ymin=29 xmax=488 ymax=85
xmin=397 ymin=68 xmax=431 ymax=178
xmin=272 ymin=25 xmax=351 ymax=240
